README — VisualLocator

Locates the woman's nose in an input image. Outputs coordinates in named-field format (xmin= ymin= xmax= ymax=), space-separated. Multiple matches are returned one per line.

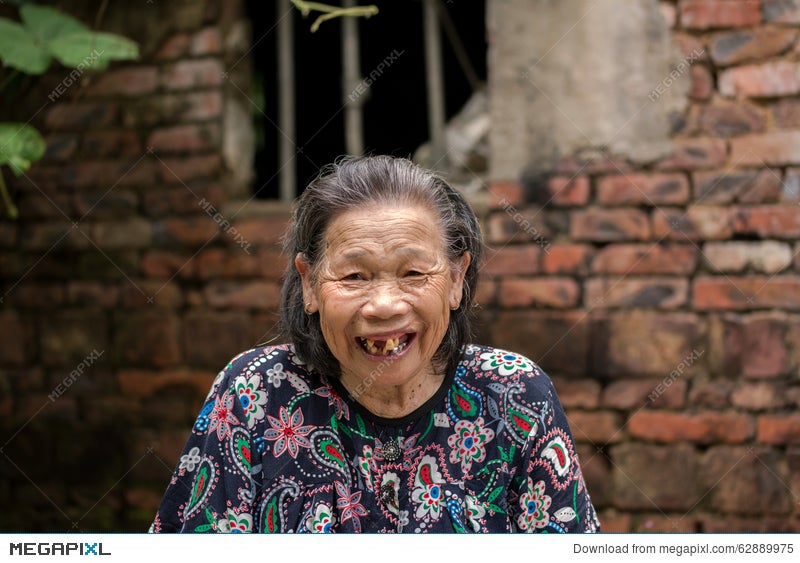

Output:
xmin=361 ymin=281 xmax=410 ymax=318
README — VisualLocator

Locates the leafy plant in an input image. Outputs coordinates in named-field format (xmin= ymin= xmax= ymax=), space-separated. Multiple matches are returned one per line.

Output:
xmin=0 ymin=3 xmax=140 ymax=219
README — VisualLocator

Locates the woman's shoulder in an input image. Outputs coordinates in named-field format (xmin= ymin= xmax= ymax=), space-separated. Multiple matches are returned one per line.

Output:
xmin=459 ymin=343 xmax=557 ymax=396
xmin=206 ymin=343 xmax=312 ymax=395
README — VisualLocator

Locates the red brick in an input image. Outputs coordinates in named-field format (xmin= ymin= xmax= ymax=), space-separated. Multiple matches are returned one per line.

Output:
xmin=709 ymin=27 xmax=797 ymax=66
xmin=702 ymin=241 xmax=793 ymax=274
xmin=544 ymin=175 xmax=590 ymax=206
xmin=596 ymin=512 xmax=631 ymax=533
xmin=693 ymin=168 xmax=780 ymax=202
xmin=20 ymin=221 xmax=91 ymax=251
xmin=718 ymin=312 xmax=790 ymax=378
xmin=87 ymin=66 xmax=159 ymax=97
xmin=689 ymin=380 xmax=733 ymax=408
xmin=629 ymin=410 xmax=753 ymax=443
xmin=0 ymin=311 xmax=30 ymax=365
xmin=719 ymin=61 xmax=800 ymax=98
xmin=41 ymin=134 xmax=79 ymax=162
xmin=203 ymin=281 xmax=281 ymax=310
xmin=194 ymin=248 xmax=286 ymax=280
xmin=655 ymin=137 xmax=727 ymax=170
xmin=571 ymin=208 xmax=650 ymax=241
xmin=689 ymin=64 xmax=714 ymax=100
xmin=142 ymin=184 xmax=225 ymax=217
xmin=773 ymin=98 xmax=800 ymax=129
xmin=485 ymin=209 xmax=554 ymax=245
xmin=694 ymin=276 xmax=800 ymax=310
xmin=498 ymin=277 xmax=580 ymax=308
xmin=114 ymin=311 xmax=181 ymax=368
xmin=585 ymin=277 xmax=688 ymax=309
xmin=156 ymin=154 xmax=222 ymax=183
xmin=66 ymin=282 xmax=120 ymax=308
xmin=40 ymin=310 xmax=108 ymax=367
xmin=231 ymin=216 xmax=291 ymax=247
xmin=161 ymin=59 xmax=224 ymax=90
xmin=652 ymin=206 xmax=732 ymax=240
xmin=72 ymin=189 xmax=138 ymax=218
xmin=480 ymin=245 xmax=540 ymax=277
xmin=155 ymin=33 xmax=191 ymax=60
xmin=731 ymin=131 xmax=800 ymax=166
xmin=70 ymin=158 xmax=157 ymax=189
xmin=566 ymin=410 xmax=624 ymax=444
xmin=119 ymin=280 xmax=183 ymax=308
xmin=157 ymin=217 xmax=219 ymax=246
xmin=489 ymin=311 xmax=588 ymax=377
xmin=672 ymin=32 xmax=709 ymax=62
xmin=81 ymin=131 xmax=142 ymax=157
xmin=731 ymin=205 xmax=800 ymax=238
xmin=91 ymin=219 xmax=153 ymax=249
xmin=541 ymin=243 xmax=592 ymax=274
xmin=764 ymin=0 xmax=800 ymax=23
xmin=697 ymin=102 xmax=767 ymax=137
xmin=679 ymin=0 xmax=762 ymax=29
xmin=17 ymin=192 xmax=72 ymax=219
xmin=552 ymin=378 xmax=601 ymax=409
xmin=140 ymin=250 xmax=195 ymax=279
xmin=183 ymin=310 xmax=252 ymax=367
xmin=590 ymin=312 xmax=702 ymax=378
xmin=597 ymin=173 xmax=689 ymax=206
xmin=556 ymin=152 xmax=632 ymax=175
xmin=118 ymin=369 xmax=213 ymax=398
xmin=486 ymin=181 xmax=524 ymax=207
xmin=44 ymin=102 xmax=118 ymax=130
xmin=147 ymin=123 xmax=221 ymax=153
xmin=602 ymin=378 xmax=688 ymax=410
xmin=731 ymin=382 xmax=789 ymax=410
xmin=591 ymin=244 xmax=697 ymax=275
xmin=190 ymin=27 xmax=222 ymax=55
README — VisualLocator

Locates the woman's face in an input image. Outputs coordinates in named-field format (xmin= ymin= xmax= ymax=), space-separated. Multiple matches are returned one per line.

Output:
xmin=296 ymin=203 xmax=469 ymax=394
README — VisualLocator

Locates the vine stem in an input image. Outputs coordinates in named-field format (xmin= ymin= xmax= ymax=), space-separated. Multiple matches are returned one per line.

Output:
xmin=0 ymin=172 xmax=19 ymax=220
xmin=289 ymin=0 xmax=378 ymax=32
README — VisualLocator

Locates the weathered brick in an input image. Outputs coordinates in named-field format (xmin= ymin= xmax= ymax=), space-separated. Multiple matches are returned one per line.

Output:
xmin=8 ymin=283 xmax=66 ymax=308
xmin=40 ymin=310 xmax=108 ymax=367
xmin=717 ymin=312 xmax=790 ymax=378
xmin=731 ymin=205 xmax=800 ymax=238
xmin=486 ymin=181 xmax=524 ymax=207
xmin=119 ymin=280 xmax=183 ymax=308
xmin=140 ymin=250 xmax=195 ymax=279
xmin=489 ymin=311 xmax=588 ymax=377
xmin=541 ymin=244 xmax=592 ymax=275
xmin=697 ymin=102 xmax=767 ymax=137
xmin=693 ymin=168 xmax=780 ymax=202
xmin=194 ymin=247 xmax=286 ymax=280
xmin=70 ymin=158 xmax=157 ymax=189
xmin=118 ymin=369 xmax=212 ymax=398
xmin=142 ymin=184 xmax=224 ymax=217
xmin=44 ymin=102 xmax=118 ymax=130
xmin=161 ymin=59 xmax=225 ymax=90
xmin=66 ymin=282 xmax=120 ymax=308
xmin=91 ymin=219 xmax=153 ymax=249
xmin=86 ymin=67 xmax=159 ymax=97
xmin=700 ymin=446 xmax=793 ymax=514
xmin=230 ymin=216 xmax=291 ymax=247
xmin=155 ymin=154 xmax=222 ymax=183
xmin=498 ymin=277 xmax=580 ymax=308
xmin=772 ymin=98 xmax=800 ymax=129
xmin=679 ymin=0 xmax=762 ymax=29
xmin=689 ymin=64 xmax=714 ymax=100
xmin=628 ymin=410 xmax=753 ymax=444
xmin=551 ymin=378 xmax=601 ymax=409
xmin=156 ymin=217 xmax=219 ymax=246
xmin=694 ymin=276 xmax=800 ymax=311
xmin=709 ymin=27 xmax=797 ymax=66
xmin=20 ymin=221 xmax=91 ymax=251
xmin=485 ymin=209 xmax=556 ymax=246
xmin=41 ymin=134 xmax=78 ymax=162
xmin=0 ymin=311 xmax=31 ymax=365
xmin=591 ymin=244 xmax=697 ymax=275
xmin=479 ymin=245 xmax=540 ymax=277
xmin=731 ymin=382 xmax=789 ymax=410
xmin=565 ymin=410 xmax=624 ymax=444
xmin=602 ymin=378 xmax=688 ymax=410
xmin=72 ymin=189 xmax=138 ymax=218
xmin=474 ymin=277 xmax=496 ymax=307
xmin=81 ymin=131 xmax=142 ymax=157
xmin=758 ymin=415 xmax=800 ymax=444
xmin=702 ymin=241 xmax=793 ymax=274
xmin=114 ymin=311 xmax=182 ymax=368
xmin=655 ymin=137 xmax=727 ymax=170
xmin=689 ymin=380 xmax=734 ymax=408
xmin=190 ymin=27 xmax=222 ymax=55
xmin=612 ymin=443 xmax=700 ymax=511
xmin=16 ymin=193 xmax=72 ymax=219
xmin=784 ymin=167 xmax=800 ymax=201
xmin=652 ymin=206 xmax=732 ymax=240
xmin=590 ymin=312 xmax=703 ymax=378
xmin=183 ymin=310 xmax=252 ymax=367
xmin=575 ymin=444 xmax=612 ymax=508
xmin=585 ymin=277 xmax=688 ymax=309
xmin=763 ymin=0 xmax=800 ymax=23
xmin=596 ymin=173 xmax=689 ymax=205
xmin=155 ymin=33 xmax=191 ymax=60
xmin=571 ymin=208 xmax=650 ymax=241
xmin=672 ymin=32 xmax=709 ymax=62
xmin=543 ymin=175 xmax=590 ymax=206
xmin=147 ymin=123 xmax=221 ymax=153
xmin=203 ymin=281 xmax=281 ymax=310
xmin=731 ymin=131 xmax=800 ymax=166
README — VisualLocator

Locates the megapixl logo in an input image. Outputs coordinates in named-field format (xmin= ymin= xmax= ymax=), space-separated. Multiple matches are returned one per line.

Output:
xmin=9 ymin=542 xmax=111 ymax=556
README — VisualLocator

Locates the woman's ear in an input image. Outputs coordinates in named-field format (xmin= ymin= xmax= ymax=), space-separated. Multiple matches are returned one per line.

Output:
xmin=295 ymin=253 xmax=319 ymax=314
xmin=449 ymin=252 xmax=471 ymax=309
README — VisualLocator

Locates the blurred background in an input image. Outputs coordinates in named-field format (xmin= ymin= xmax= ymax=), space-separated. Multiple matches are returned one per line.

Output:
xmin=0 ymin=0 xmax=798 ymax=532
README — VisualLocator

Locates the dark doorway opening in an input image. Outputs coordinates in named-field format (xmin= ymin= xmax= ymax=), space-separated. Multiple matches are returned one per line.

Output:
xmin=247 ymin=1 xmax=487 ymax=199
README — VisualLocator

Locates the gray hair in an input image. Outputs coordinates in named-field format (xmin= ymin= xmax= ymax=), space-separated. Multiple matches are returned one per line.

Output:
xmin=280 ymin=155 xmax=484 ymax=379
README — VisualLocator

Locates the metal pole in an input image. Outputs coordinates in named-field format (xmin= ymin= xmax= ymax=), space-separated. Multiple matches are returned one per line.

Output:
xmin=278 ymin=0 xmax=296 ymax=202
xmin=342 ymin=0 xmax=364 ymax=156
xmin=423 ymin=0 xmax=446 ymax=168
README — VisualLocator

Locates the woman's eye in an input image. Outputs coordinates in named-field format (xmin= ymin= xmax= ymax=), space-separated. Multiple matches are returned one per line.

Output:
xmin=405 ymin=270 xmax=424 ymax=277
xmin=343 ymin=273 xmax=363 ymax=281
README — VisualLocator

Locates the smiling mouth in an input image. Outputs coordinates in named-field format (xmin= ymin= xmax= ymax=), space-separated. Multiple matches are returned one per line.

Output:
xmin=357 ymin=334 xmax=413 ymax=356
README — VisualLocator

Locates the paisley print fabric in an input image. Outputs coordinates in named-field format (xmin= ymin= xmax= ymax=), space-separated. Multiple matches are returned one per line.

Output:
xmin=151 ymin=344 xmax=600 ymax=533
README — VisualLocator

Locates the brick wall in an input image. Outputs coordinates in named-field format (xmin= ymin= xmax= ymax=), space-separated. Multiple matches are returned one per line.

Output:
xmin=1 ymin=0 xmax=799 ymax=533
xmin=480 ymin=0 xmax=800 ymax=532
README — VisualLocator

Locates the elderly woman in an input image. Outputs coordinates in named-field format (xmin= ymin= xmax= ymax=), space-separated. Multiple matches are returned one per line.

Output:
xmin=152 ymin=155 xmax=600 ymax=533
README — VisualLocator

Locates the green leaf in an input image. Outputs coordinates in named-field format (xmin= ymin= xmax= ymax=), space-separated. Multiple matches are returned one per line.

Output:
xmin=0 ymin=123 xmax=46 ymax=175
xmin=20 ymin=4 xmax=88 ymax=43
xmin=0 ymin=18 xmax=51 ymax=74
xmin=487 ymin=485 xmax=503 ymax=503
xmin=49 ymin=32 xmax=139 ymax=71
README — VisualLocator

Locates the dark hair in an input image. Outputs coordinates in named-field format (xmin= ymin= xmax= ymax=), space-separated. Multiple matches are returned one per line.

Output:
xmin=280 ymin=155 xmax=484 ymax=378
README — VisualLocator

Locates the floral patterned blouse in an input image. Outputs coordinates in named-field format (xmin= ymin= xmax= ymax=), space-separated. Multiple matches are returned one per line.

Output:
xmin=150 ymin=343 xmax=600 ymax=533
